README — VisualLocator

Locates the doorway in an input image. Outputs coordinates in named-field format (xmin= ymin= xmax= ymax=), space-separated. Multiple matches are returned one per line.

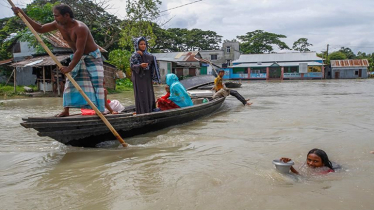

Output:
xmin=334 ymin=71 xmax=340 ymax=79
xmin=269 ymin=67 xmax=281 ymax=79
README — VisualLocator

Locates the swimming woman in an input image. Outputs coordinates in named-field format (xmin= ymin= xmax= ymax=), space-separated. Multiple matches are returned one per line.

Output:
xmin=281 ymin=148 xmax=335 ymax=175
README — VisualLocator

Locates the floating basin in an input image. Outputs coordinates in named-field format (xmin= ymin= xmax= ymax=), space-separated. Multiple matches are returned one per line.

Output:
xmin=272 ymin=159 xmax=294 ymax=174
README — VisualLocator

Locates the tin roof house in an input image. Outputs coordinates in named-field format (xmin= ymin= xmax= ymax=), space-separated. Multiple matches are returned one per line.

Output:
xmin=4 ymin=31 xmax=118 ymax=95
xmin=228 ymin=52 xmax=324 ymax=80
xmin=152 ymin=51 xmax=210 ymax=83
xmin=330 ymin=59 xmax=369 ymax=79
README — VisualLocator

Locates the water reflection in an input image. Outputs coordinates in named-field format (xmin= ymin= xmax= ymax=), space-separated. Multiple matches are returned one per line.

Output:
xmin=1 ymin=80 xmax=374 ymax=209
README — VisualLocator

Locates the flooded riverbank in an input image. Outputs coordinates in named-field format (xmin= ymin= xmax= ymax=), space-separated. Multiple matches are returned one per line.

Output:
xmin=1 ymin=79 xmax=373 ymax=210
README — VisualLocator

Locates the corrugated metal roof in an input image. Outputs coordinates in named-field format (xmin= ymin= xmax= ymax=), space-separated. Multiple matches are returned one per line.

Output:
xmin=194 ymin=57 xmax=210 ymax=64
xmin=230 ymin=63 xmax=274 ymax=68
xmin=230 ymin=61 xmax=323 ymax=68
xmin=0 ymin=58 xmax=13 ymax=66
xmin=278 ymin=62 xmax=323 ymax=66
xmin=43 ymin=31 xmax=107 ymax=53
xmin=153 ymin=51 xmax=200 ymax=62
xmin=331 ymin=59 xmax=369 ymax=67
xmin=234 ymin=52 xmax=322 ymax=63
xmin=11 ymin=55 xmax=70 ymax=67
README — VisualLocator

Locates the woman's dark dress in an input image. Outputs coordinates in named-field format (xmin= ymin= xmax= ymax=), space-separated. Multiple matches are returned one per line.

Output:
xmin=131 ymin=53 xmax=156 ymax=114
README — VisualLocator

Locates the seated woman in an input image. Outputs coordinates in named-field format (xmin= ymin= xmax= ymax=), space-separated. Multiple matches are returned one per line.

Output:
xmin=165 ymin=73 xmax=193 ymax=108
xmin=281 ymin=148 xmax=337 ymax=175
xmin=156 ymin=85 xmax=180 ymax=111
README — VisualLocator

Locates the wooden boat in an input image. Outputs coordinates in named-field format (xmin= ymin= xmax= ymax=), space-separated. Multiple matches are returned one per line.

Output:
xmin=21 ymin=76 xmax=225 ymax=147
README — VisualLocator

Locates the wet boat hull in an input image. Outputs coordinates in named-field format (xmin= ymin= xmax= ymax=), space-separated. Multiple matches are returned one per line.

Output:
xmin=21 ymin=97 xmax=225 ymax=147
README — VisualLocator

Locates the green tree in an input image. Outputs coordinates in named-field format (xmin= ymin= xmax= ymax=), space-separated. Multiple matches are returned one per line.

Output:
xmin=120 ymin=20 xmax=157 ymax=51
xmin=17 ymin=2 xmax=60 ymax=54
xmin=328 ymin=51 xmax=347 ymax=61
xmin=152 ymin=27 xmax=223 ymax=52
xmin=293 ymin=38 xmax=313 ymax=52
xmin=165 ymin=28 xmax=189 ymax=51
xmin=152 ymin=24 xmax=178 ymax=52
xmin=187 ymin=28 xmax=222 ymax=51
xmin=23 ymin=0 xmax=123 ymax=51
xmin=367 ymin=53 xmax=374 ymax=72
xmin=236 ymin=30 xmax=290 ymax=54
xmin=107 ymin=49 xmax=132 ymax=78
xmin=0 ymin=16 xmax=27 ymax=60
xmin=338 ymin=47 xmax=356 ymax=59
xmin=356 ymin=51 xmax=367 ymax=59
xmin=119 ymin=0 xmax=162 ymax=51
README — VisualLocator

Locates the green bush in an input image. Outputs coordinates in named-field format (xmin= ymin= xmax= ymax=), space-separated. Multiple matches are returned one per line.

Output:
xmin=0 ymin=84 xmax=37 ymax=97
xmin=107 ymin=78 xmax=133 ymax=93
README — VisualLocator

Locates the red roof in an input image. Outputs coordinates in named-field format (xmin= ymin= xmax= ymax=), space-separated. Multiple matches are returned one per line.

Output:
xmin=44 ymin=31 xmax=107 ymax=53
xmin=0 ymin=58 xmax=13 ymax=66
xmin=331 ymin=59 xmax=369 ymax=67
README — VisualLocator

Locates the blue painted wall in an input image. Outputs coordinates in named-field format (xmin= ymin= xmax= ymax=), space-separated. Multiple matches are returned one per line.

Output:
xmin=331 ymin=68 xmax=368 ymax=79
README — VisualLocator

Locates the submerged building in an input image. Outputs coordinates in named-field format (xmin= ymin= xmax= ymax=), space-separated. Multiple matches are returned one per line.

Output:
xmin=330 ymin=59 xmax=369 ymax=79
xmin=228 ymin=52 xmax=324 ymax=80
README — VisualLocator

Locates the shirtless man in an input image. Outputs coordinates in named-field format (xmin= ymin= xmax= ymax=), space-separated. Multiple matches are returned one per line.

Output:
xmin=12 ymin=5 xmax=105 ymax=117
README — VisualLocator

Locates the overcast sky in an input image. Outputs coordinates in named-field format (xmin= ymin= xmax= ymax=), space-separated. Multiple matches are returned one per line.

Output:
xmin=1 ymin=0 xmax=374 ymax=54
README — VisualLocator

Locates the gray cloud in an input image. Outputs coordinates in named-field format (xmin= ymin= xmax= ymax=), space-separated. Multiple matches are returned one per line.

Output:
xmin=2 ymin=0 xmax=374 ymax=53
xmin=162 ymin=0 xmax=374 ymax=53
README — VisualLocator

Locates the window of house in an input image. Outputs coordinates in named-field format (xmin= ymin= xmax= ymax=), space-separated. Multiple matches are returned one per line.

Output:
xmin=226 ymin=46 xmax=231 ymax=53
xmin=211 ymin=54 xmax=218 ymax=60
xmin=308 ymin=66 xmax=322 ymax=72
xmin=226 ymin=60 xmax=231 ymax=66
xmin=13 ymin=42 xmax=21 ymax=53
xmin=284 ymin=66 xmax=298 ymax=73
xmin=233 ymin=68 xmax=247 ymax=74
xmin=355 ymin=71 xmax=359 ymax=75
xmin=251 ymin=68 xmax=267 ymax=74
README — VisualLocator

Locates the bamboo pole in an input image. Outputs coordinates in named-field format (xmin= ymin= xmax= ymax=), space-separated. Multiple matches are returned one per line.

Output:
xmin=13 ymin=67 xmax=16 ymax=93
xmin=8 ymin=0 xmax=127 ymax=147
xmin=42 ymin=66 xmax=46 ymax=94
xmin=5 ymin=69 xmax=14 ymax=86
xmin=56 ymin=67 xmax=61 ymax=96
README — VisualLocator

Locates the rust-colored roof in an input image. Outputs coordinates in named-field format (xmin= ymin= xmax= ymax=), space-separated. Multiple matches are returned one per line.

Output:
xmin=11 ymin=55 xmax=70 ymax=67
xmin=0 ymin=58 xmax=13 ymax=66
xmin=194 ymin=57 xmax=211 ymax=64
xmin=44 ymin=31 xmax=107 ymax=53
xmin=331 ymin=59 xmax=369 ymax=67
xmin=152 ymin=51 xmax=201 ymax=62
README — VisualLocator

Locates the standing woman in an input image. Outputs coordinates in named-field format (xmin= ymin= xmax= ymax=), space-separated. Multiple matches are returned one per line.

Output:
xmin=130 ymin=37 xmax=161 ymax=114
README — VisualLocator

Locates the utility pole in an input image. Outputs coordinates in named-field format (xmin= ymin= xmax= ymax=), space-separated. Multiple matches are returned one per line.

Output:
xmin=325 ymin=44 xmax=329 ymax=79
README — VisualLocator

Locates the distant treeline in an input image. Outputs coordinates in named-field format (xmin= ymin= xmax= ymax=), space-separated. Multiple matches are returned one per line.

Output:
xmin=1 ymin=0 xmax=373 ymax=73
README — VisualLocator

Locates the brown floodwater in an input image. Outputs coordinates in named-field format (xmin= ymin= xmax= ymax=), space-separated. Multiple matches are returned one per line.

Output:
xmin=0 ymin=79 xmax=374 ymax=210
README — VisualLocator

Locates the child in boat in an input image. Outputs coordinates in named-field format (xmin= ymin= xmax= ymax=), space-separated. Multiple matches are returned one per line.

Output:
xmin=156 ymin=85 xmax=180 ymax=111
xmin=281 ymin=148 xmax=335 ymax=175
xmin=81 ymin=82 xmax=124 ymax=115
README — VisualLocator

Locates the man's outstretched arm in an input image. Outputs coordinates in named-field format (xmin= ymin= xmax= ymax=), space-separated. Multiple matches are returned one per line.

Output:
xmin=12 ymin=7 xmax=57 ymax=33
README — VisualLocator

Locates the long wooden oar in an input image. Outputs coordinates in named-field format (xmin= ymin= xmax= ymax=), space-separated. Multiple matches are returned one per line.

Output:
xmin=8 ymin=0 xmax=128 ymax=147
